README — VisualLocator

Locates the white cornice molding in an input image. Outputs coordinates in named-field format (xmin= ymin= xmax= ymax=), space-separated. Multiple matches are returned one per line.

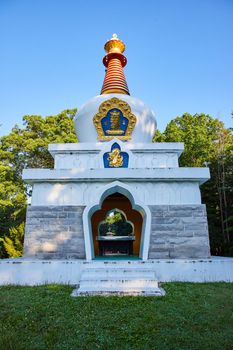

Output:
xmin=23 ymin=167 xmax=210 ymax=184
xmin=48 ymin=142 xmax=184 ymax=157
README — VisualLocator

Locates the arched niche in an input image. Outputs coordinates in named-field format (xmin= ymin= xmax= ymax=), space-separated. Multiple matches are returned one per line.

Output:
xmin=92 ymin=194 xmax=142 ymax=257
xmin=82 ymin=181 xmax=151 ymax=260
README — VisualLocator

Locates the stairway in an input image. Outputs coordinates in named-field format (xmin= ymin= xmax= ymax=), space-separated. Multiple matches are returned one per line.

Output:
xmin=71 ymin=265 xmax=165 ymax=296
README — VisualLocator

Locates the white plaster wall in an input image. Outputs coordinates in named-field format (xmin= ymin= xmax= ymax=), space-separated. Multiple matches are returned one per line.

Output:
xmin=31 ymin=181 xmax=201 ymax=206
xmin=54 ymin=151 xmax=179 ymax=169
xmin=51 ymin=141 xmax=183 ymax=170
xmin=54 ymin=153 xmax=99 ymax=170
xmin=0 ymin=258 xmax=233 ymax=285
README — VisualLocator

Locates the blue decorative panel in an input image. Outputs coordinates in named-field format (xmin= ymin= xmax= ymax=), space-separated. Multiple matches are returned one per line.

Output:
xmin=103 ymin=142 xmax=129 ymax=168
xmin=101 ymin=108 xmax=129 ymax=137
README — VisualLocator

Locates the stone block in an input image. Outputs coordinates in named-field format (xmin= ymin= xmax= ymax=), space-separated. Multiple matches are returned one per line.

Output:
xmin=184 ymin=224 xmax=207 ymax=231
xmin=39 ymin=212 xmax=59 ymax=218
xmin=149 ymin=206 xmax=168 ymax=217
xmin=68 ymin=225 xmax=84 ymax=233
xmin=149 ymin=251 xmax=170 ymax=259
xmin=152 ymin=217 xmax=181 ymax=225
xmin=151 ymin=224 xmax=184 ymax=232
xmin=24 ymin=205 xmax=86 ymax=259
xmin=57 ymin=212 xmax=68 ymax=218
xmin=149 ymin=244 xmax=166 ymax=251
xmin=193 ymin=230 xmax=209 ymax=237
xmin=61 ymin=245 xmax=85 ymax=254
xmin=177 ymin=231 xmax=194 ymax=237
xmin=149 ymin=204 xmax=210 ymax=259
xmin=26 ymin=211 xmax=42 ymax=219
xmin=43 ymin=225 xmax=69 ymax=232
xmin=164 ymin=210 xmax=193 ymax=218
xmin=56 ymin=219 xmax=82 ymax=225
xmin=74 ymin=230 xmax=85 ymax=238
xmin=181 ymin=217 xmax=207 ymax=224
xmin=169 ymin=244 xmax=210 ymax=259
xmin=63 ymin=206 xmax=85 ymax=212
xmin=150 ymin=231 xmax=177 ymax=240
xmin=168 ymin=237 xmax=189 ymax=245
xmin=29 ymin=206 xmax=64 ymax=212
xmin=151 ymin=238 xmax=166 ymax=244
xmin=26 ymin=224 xmax=42 ymax=231
xmin=25 ymin=218 xmax=42 ymax=225
xmin=67 ymin=212 xmax=82 ymax=218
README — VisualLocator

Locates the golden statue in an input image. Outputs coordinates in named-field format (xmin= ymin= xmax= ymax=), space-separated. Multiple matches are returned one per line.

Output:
xmin=108 ymin=148 xmax=123 ymax=167
xmin=106 ymin=110 xmax=124 ymax=135
xmin=110 ymin=110 xmax=120 ymax=129
xmin=93 ymin=97 xmax=137 ymax=141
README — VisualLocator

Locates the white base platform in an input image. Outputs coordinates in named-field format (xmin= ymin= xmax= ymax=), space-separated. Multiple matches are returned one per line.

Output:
xmin=0 ymin=257 xmax=233 ymax=285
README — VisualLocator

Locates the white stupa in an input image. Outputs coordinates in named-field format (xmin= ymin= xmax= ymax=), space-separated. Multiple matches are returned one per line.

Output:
xmin=22 ymin=34 xmax=211 ymax=263
xmin=2 ymin=34 xmax=233 ymax=291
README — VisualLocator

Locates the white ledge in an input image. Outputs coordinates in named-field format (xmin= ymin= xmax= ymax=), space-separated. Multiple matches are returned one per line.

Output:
xmin=0 ymin=257 xmax=233 ymax=284
xmin=48 ymin=142 xmax=184 ymax=157
xmin=22 ymin=167 xmax=210 ymax=184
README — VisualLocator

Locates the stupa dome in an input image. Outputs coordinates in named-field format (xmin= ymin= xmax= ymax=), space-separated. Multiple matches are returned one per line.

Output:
xmin=74 ymin=34 xmax=157 ymax=143
xmin=74 ymin=93 xmax=157 ymax=143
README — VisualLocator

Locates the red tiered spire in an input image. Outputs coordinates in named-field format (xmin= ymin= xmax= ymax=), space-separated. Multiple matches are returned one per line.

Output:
xmin=100 ymin=34 xmax=130 ymax=95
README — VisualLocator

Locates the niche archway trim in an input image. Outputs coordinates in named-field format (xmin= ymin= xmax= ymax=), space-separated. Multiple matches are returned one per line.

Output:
xmin=83 ymin=181 xmax=151 ymax=260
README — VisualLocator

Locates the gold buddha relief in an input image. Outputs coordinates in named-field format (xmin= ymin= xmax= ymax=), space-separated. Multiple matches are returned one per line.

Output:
xmin=107 ymin=110 xmax=124 ymax=135
xmin=108 ymin=148 xmax=123 ymax=167
xmin=93 ymin=97 xmax=137 ymax=141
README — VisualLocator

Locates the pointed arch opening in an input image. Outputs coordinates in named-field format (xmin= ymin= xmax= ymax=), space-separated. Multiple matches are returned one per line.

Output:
xmin=92 ymin=193 xmax=142 ymax=258
xmin=83 ymin=181 xmax=151 ymax=260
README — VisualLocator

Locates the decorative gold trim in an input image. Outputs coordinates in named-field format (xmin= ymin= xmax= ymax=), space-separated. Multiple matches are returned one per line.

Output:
xmin=93 ymin=97 xmax=137 ymax=141
xmin=104 ymin=34 xmax=125 ymax=54
xmin=108 ymin=148 xmax=123 ymax=167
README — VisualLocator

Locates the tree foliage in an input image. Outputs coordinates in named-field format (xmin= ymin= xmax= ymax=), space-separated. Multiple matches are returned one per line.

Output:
xmin=0 ymin=222 xmax=25 ymax=258
xmin=0 ymin=109 xmax=77 ymax=257
xmin=154 ymin=113 xmax=233 ymax=256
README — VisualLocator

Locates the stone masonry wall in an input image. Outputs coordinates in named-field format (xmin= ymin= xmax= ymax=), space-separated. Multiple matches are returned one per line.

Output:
xmin=148 ymin=205 xmax=210 ymax=259
xmin=24 ymin=206 xmax=85 ymax=259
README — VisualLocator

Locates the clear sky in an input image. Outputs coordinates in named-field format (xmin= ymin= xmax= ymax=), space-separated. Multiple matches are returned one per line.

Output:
xmin=0 ymin=0 xmax=232 ymax=136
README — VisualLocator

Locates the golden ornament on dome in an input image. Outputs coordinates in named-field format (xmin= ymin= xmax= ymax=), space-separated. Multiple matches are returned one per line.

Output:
xmin=104 ymin=34 xmax=125 ymax=54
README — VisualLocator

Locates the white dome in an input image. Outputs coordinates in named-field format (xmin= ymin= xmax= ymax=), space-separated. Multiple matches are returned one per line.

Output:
xmin=74 ymin=94 xmax=157 ymax=143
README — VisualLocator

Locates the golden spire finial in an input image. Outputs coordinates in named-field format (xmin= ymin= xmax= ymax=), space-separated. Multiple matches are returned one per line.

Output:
xmin=101 ymin=34 xmax=130 ymax=95
xmin=104 ymin=33 xmax=125 ymax=54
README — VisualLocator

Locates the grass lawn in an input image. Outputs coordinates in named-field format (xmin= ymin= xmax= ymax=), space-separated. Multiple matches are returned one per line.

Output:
xmin=0 ymin=283 xmax=233 ymax=350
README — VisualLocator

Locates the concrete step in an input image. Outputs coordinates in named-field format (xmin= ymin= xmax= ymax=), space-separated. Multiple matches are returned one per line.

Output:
xmin=79 ymin=279 xmax=159 ymax=289
xmin=77 ymin=285 xmax=161 ymax=292
xmin=71 ymin=288 xmax=165 ymax=297
xmin=81 ymin=268 xmax=155 ymax=280
xmin=71 ymin=289 xmax=165 ymax=297
xmin=71 ymin=265 xmax=165 ymax=297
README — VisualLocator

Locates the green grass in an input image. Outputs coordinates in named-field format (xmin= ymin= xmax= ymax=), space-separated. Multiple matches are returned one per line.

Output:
xmin=0 ymin=283 xmax=233 ymax=350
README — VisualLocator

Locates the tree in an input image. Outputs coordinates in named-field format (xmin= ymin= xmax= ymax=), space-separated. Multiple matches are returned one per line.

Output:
xmin=0 ymin=162 xmax=26 ymax=257
xmin=154 ymin=113 xmax=233 ymax=256
xmin=0 ymin=222 xmax=25 ymax=258
xmin=154 ymin=113 xmax=229 ymax=166
xmin=0 ymin=109 xmax=77 ymax=257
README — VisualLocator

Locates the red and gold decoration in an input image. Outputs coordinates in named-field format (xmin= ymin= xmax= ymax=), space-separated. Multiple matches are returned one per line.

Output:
xmin=100 ymin=34 xmax=130 ymax=95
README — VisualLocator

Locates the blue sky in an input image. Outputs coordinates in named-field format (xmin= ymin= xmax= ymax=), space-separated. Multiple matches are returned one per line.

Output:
xmin=0 ymin=0 xmax=232 ymax=136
